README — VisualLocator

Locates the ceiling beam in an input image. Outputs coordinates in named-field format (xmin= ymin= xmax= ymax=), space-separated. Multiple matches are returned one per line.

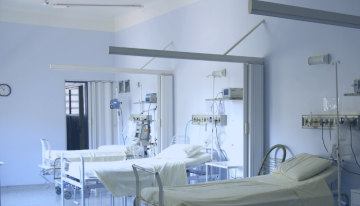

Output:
xmin=109 ymin=47 xmax=264 ymax=64
xmin=249 ymin=0 xmax=360 ymax=29
xmin=50 ymin=64 xmax=173 ymax=75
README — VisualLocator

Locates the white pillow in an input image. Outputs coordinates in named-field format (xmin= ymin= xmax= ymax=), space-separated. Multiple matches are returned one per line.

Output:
xmin=273 ymin=153 xmax=332 ymax=181
xmin=98 ymin=145 xmax=127 ymax=151
xmin=156 ymin=144 xmax=204 ymax=159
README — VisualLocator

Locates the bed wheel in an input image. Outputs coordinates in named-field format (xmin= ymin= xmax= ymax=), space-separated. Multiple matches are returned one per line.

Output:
xmin=64 ymin=191 xmax=72 ymax=200
xmin=55 ymin=186 xmax=61 ymax=195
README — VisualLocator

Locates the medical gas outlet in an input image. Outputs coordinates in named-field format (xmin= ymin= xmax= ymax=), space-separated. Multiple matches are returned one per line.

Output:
xmin=130 ymin=114 xmax=152 ymax=122
xmin=192 ymin=115 xmax=227 ymax=126
xmin=302 ymin=114 xmax=360 ymax=130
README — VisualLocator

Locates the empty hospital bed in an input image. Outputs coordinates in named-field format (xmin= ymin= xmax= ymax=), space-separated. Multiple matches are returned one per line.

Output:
xmin=133 ymin=153 xmax=339 ymax=206
xmin=39 ymin=139 xmax=130 ymax=194
xmin=60 ymin=144 xmax=212 ymax=206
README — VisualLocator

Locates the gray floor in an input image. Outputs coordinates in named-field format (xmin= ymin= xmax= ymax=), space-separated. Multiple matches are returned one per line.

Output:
xmin=1 ymin=184 xmax=136 ymax=206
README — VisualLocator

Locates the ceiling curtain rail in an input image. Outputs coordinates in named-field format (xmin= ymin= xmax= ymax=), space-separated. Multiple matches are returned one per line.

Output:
xmin=140 ymin=41 xmax=173 ymax=69
xmin=248 ymin=0 xmax=360 ymax=29
xmin=108 ymin=20 xmax=265 ymax=64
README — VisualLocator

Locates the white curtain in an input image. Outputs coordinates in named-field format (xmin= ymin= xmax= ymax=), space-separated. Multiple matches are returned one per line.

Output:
xmin=157 ymin=75 xmax=174 ymax=152
xmin=88 ymin=82 xmax=117 ymax=149
xmin=243 ymin=64 xmax=264 ymax=177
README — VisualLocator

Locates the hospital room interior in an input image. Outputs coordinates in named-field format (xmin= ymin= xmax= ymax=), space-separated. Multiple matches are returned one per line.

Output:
xmin=1 ymin=0 xmax=360 ymax=205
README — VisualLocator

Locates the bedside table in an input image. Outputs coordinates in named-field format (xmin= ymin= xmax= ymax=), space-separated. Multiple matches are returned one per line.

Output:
xmin=205 ymin=161 xmax=243 ymax=182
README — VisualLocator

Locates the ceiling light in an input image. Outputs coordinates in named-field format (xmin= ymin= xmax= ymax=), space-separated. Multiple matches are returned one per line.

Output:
xmin=43 ymin=0 xmax=49 ymax=6
xmin=248 ymin=0 xmax=360 ymax=29
xmin=53 ymin=4 xmax=143 ymax=8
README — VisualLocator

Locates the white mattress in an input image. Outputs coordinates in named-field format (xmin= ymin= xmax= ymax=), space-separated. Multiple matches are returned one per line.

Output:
xmin=65 ymin=152 xmax=211 ymax=179
xmin=46 ymin=150 xmax=126 ymax=162
xmin=141 ymin=166 xmax=337 ymax=206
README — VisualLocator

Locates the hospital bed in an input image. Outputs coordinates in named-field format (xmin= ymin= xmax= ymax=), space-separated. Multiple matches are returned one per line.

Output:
xmin=39 ymin=139 xmax=132 ymax=194
xmin=133 ymin=153 xmax=340 ymax=206
xmin=60 ymin=144 xmax=212 ymax=206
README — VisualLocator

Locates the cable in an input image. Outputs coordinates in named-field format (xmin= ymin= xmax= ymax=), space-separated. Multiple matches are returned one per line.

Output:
xmin=215 ymin=120 xmax=227 ymax=161
xmin=211 ymin=92 xmax=222 ymax=114
xmin=185 ymin=120 xmax=193 ymax=144
xmin=321 ymin=121 xmax=360 ymax=176
xmin=321 ymin=123 xmax=329 ymax=154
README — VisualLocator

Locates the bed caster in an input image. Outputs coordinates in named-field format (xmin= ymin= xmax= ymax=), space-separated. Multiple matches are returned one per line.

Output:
xmin=55 ymin=186 xmax=61 ymax=195
xmin=64 ymin=191 xmax=72 ymax=200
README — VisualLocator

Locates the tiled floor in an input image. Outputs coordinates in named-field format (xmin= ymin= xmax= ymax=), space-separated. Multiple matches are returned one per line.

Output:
xmin=1 ymin=184 xmax=136 ymax=206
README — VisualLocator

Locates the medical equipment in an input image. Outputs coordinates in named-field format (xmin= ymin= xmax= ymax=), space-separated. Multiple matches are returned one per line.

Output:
xmin=302 ymin=114 xmax=359 ymax=130
xmin=145 ymin=93 xmax=157 ymax=102
xmin=130 ymin=114 xmax=151 ymax=121
xmin=130 ymin=113 xmax=155 ymax=157
xmin=134 ymin=124 xmax=150 ymax=145
xmin=192 ymin=115 xmax=227 ymax=126
xmin=109 ymin=99 xmax=121 ymax=109
xmin=222 ymin=88 xmax=243 ymax=99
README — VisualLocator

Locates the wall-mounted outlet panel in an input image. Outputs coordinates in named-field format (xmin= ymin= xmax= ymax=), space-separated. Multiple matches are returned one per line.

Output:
xmin=130 ymin=114 xmax=152 ymax=122
xmin=192 ymin=115 xmax=227 ymax=126
xmin=302 ymin=114 xmax=360 ymax=130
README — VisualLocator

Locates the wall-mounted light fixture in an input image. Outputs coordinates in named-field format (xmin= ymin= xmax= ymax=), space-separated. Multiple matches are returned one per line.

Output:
xmin=308 ymin=54 xmax=329 ymax=66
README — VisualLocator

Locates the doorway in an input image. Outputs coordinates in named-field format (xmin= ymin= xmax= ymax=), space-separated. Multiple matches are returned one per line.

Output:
xmin=65 ymin=82 xmax=89 ymax=150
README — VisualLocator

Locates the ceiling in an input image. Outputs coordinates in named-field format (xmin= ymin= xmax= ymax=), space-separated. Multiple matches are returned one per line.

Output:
xmin=0 ymin=0 xmax=163 ymax=21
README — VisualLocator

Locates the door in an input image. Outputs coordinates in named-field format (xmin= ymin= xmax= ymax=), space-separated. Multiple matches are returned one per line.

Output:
xmin=65 ymin=82 xmax=88 ymax=150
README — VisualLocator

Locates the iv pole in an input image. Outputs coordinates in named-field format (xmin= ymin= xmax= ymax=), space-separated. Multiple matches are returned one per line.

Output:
xmin=333 ymin=61 xmax=341 ymax=206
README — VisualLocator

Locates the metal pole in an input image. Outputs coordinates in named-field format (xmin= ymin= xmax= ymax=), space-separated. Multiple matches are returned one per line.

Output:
xmin=115 ymin=87 xmax=121 ymax=145
xmin=140 ymin=41 xmax=173 ymax=69
xmin=223 ymin=19 xmax=264 ymax=55
xmin=334 ymin=61 xmax=341 ymax=206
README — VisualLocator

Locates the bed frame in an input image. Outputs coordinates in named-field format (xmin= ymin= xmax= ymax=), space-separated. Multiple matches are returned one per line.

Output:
xmin=60 ymin=151 xmax=215 ymax=206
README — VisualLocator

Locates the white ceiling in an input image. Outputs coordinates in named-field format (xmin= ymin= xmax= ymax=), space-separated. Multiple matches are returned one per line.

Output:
xmin=0 ymin=0 xmax=163 ymax=21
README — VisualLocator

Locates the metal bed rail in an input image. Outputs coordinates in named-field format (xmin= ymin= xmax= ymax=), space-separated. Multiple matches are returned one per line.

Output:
xmin=60 ymin=152 xmax=111 ymax=206
xmin=132 ymin=164 xmax=164 ymax=206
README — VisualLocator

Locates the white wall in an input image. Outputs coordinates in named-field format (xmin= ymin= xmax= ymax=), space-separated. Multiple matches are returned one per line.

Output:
xmin=0 ymin=22 xmax=115 ymax=186
xmin=113 ymin=0 xmax=360 ymax=195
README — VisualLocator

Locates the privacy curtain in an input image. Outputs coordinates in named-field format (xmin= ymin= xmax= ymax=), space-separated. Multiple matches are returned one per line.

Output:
xmin=157 ymin=75 xmax=174 ymax=152
xmin=243 ymin=64 xmax=264 ymax=177
xmin=88 ymin=82 xmax=117 ymax=149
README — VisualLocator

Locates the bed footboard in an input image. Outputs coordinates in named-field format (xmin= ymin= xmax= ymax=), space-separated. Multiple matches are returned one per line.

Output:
xmin=132 ymin=164 xmax=164 ymax=206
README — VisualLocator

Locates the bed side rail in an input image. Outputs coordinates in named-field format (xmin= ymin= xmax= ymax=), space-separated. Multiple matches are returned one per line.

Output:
xmin=61 ymin=152 xmax=85 ymax=206
xmin=40 ymin=139 xmax=52 ymax=165
xmin=132 ymin=164 xmax=164 ymax=206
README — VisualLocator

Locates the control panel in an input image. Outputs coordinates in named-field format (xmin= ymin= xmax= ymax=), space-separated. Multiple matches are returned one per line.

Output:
xmin=130 ymin=114 xmax=152 ymax=122
xmin=192 ymin=115 xmax=227 ymax=126
xmin=302 ymin=114 xmax=360 ymax=130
